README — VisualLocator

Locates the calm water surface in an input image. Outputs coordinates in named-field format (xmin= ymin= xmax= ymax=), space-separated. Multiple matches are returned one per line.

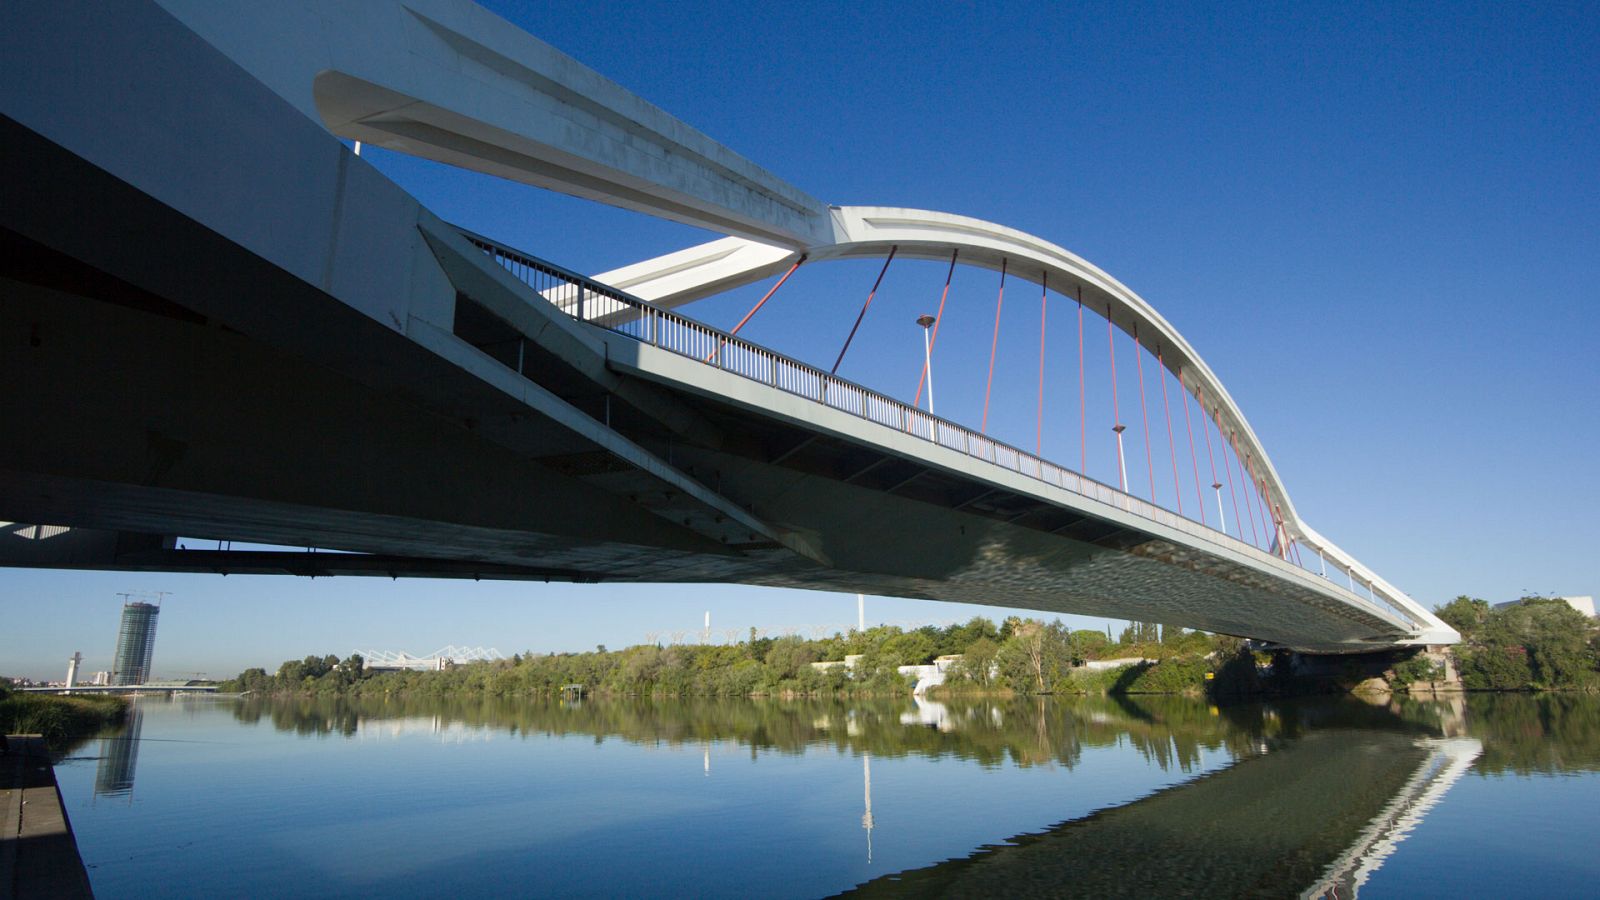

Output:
xmin=53 ymin=693 xmax=1600 ymax=898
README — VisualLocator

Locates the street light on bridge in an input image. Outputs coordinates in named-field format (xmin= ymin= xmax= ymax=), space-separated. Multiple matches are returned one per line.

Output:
xmin=916 ymin=314 xmax=937 ymax=414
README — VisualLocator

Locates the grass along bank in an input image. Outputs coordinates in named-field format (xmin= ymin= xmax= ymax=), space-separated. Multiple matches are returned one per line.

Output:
xmin=0 ymin=687 xmax=127 ymax=749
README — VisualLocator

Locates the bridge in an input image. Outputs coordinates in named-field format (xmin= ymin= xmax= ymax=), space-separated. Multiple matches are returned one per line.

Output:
xmin=359 ymin=646 xmax=506 ymax=672
xmin=18 ymin=683 xmax=217 ymax=695
xmin=0 ymin=1 xmax=1455 ymax=652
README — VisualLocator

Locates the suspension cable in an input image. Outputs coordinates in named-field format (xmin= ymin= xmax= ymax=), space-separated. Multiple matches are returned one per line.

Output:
xmin=1218 ymin=407 xmax=1243 ymax=541
xmin=1277 ymin=504 xmax=1297 ymax=563
xmin=1158 ymin=346 xmax=1182 ymax=516
xmin=1181 ymin=369 xmax=1206 ymax=526
xmin=1246 ymin=455 xmax=1269 ymax=551
xmin=981 ymin=259 xmax=1007 ymax=433
xmin=831 ymin=247 xmax=896 ymax=375
xmin=1036 ymin=273 xmax=1047 ymax=456
xmin=914 ymin=249 xmax=957 ymax=408
xmin=731 ymin=255 xmax=805 ymax=336
xmin=1262 ymin=477 xmax=1280 ymax=557
xmin=1197 ymin=383 xmax=1220 ymax=530
xmin=1077 ymin=286 xmax=1086 ymax=474
xmin=1234 ymin=433 xmax=1261 ymax=548
xmin=1252 ymin=464 xmax=1275 ymax=556
xmin=708 ymin=254 xmax=806 ymax=363
xmin=1134 ymin=324 xmax=1155 ymax=502
xmin=1107 ymin=304 xmax=1126 ymax=491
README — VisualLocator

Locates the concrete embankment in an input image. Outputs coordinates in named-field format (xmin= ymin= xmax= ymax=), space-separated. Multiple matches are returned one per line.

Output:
xmin=2 ymin=735 xmax=94 ymax=899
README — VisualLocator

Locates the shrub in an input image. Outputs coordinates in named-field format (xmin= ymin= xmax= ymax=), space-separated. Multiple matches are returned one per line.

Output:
xmin=1391 ymin=654 xmax=1445 ymax=687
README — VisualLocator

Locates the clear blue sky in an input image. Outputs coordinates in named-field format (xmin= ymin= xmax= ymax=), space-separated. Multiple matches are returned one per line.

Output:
xmin=4 ymin=0 xmax=1596 ymax=680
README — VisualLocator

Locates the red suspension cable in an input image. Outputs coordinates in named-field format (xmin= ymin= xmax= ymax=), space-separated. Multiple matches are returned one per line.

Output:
xmin=1246 ymin=454 xmax=1269 ymax=551
xmin=709 ymin=254 xmax=805 ymax=362
xmin=981 ymin=259 xmax=1007 ymax=433
xmin=1218 ymin=408 xmax=1243 ymax=541
xmin=731 ymin=255 xmax=804 ymax=336
xmin=1036 ymin=273 xmax=1048 ymax=456
xmin=1251 ymin=465 xmax=1275 ymax=556
xmin=831 ymin=247 xmax=896 ymax=375
xmin=1258 ymin=474 xmax=1277 ymax=556
xmin=1259 ymin=474 xmax=1277 ymax=556
xmin=1234 ymin=434 xmax=1261 ymax=547
xmin=1197 ymin=384 xmax=1221 ymax=529
xmin=1182 ymin=370 xmax=1206 ymax=525
xmin=914 ymin=249 xmax=958 ymax=407
xmin=1107 ymin=304 xmax=1125 ymax=490
xmin=1134 ymin=324 xmax=1155 ymax=502
xmin=1276 ymin=503 xmax=1295 ymax=562
xmin=1077 ymin=286 xmax=1086 ymax=474
xmin=1158 ymin=347 xmax=1182 ymax=516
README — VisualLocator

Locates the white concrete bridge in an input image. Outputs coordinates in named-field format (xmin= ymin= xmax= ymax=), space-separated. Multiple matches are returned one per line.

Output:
xmin=0 ymin=1 xmax=1454 ymax=652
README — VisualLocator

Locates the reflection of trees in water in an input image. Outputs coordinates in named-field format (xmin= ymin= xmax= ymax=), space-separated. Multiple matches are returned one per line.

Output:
xmin=231 ymin=696 xmax=361 ymax=738
xmin=1458 ymin=693 xmax=1600 ymax=774
xmin=228 ymin=693 xmax=1302 ymax=772
xmin=228 ymin=692 xmax=1600 ymax=778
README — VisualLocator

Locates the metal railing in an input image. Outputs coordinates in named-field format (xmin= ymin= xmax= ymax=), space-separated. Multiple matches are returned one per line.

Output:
xmin=460 ymin=229 xmax=1423 ymax=629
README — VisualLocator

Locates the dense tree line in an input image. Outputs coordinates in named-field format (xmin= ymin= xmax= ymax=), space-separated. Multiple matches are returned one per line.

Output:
xmin=1434 ymin=596 xmax=1600 ymax=690
xmin=219 ymin=616 xmax=1237 ymax=698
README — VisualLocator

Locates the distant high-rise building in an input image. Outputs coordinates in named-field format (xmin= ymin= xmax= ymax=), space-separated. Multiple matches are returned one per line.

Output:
xmin=111 ymin=600 xmax=160 ymax=685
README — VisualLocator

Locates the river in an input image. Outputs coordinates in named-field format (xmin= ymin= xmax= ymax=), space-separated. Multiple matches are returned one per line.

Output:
xmin=52 ymin=692 xmax=1600 ymax=898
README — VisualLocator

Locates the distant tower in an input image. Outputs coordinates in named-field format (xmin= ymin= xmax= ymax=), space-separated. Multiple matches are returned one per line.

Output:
xmin=857 ymin=594 xmax=865 ymax=632
xmin=66 ymin=651 xmax=82 ymax=690
xmin=111 ymin=596 xmax=162 ymax=685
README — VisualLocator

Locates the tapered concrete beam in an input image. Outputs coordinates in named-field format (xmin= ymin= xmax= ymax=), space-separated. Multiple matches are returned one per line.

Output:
xmin=154 ymin=0 xmax=832 ymax=247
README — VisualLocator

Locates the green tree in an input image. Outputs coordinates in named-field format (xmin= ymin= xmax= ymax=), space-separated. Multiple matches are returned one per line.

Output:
xmin=1436 ymin=596 xmax=1491 ymax=640
xmin=763 ymin=637 xmax=818 ymax=680
xmin=881 ymin=631 xmax=937 ymax=666
xmin=1070 ymin=630 xmax=1110 ymax=661
xmin=955 ymin=636 xmax=1000 ymax=687
xmin=999 ymin=620 xmax=1069 ymax=692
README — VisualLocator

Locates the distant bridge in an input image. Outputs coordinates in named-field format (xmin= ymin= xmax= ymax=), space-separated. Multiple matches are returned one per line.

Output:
xmin=19 ymin=683 xmax=217 ymax=695
xmin=358 ymin=647 xmax=506 ymax=672
xmin=0 ymin=1 xmax=1454 ymax=652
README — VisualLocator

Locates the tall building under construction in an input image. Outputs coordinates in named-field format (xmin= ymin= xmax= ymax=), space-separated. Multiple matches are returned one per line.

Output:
xmin=111 ymin=599 xmax=161 ymax=686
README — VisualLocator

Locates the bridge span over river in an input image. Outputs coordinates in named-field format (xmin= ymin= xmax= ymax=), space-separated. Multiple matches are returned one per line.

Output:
xmin=0 ymin=1 xmax=1455 ymax=652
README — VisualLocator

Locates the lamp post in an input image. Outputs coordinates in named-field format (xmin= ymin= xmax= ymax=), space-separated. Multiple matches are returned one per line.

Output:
xmin=1112 ymin=424 xmax=1128 ymax=492
xmin=916 ymin=314 xmax=937 ymax=414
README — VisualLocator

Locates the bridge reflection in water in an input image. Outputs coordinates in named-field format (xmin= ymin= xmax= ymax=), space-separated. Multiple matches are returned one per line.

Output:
xmin=842 ymin=726 xmax=1479 ymax=899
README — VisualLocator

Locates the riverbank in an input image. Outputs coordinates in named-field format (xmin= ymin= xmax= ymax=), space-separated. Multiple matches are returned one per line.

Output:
xmin=0 ymin=692 xmax=126 ymax=750
xmin=219 ymin=617 xmax=1229 ymax=699
xmin=219 ymin=598 xmax=1600 ymax=701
